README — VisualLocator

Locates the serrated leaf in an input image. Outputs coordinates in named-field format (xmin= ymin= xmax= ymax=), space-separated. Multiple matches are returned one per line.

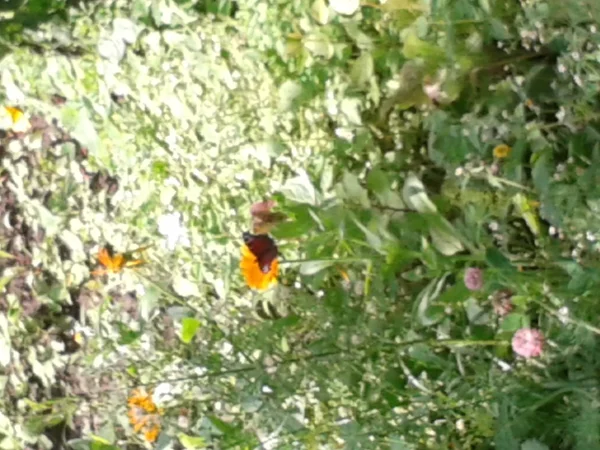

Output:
xmin=180 ymin=317 xmax=201 ymax=344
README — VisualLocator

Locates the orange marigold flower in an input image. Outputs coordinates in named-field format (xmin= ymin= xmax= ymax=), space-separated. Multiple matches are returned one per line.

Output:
xmin=127 ymin=388 xmax=163 ymax=443
xmin=493 ymin=144 xmax=511 ymax=159
xmin=240 ymin=244 xmax=278 ymax=291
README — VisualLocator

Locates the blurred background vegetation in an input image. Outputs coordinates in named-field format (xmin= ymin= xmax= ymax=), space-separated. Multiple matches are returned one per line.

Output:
xmin=1 ymin=0 xmax=600 ymax=449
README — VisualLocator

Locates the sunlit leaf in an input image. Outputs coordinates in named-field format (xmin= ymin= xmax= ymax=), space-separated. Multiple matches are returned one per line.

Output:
xmin=180 ymin=317 xmax=201 ymax=344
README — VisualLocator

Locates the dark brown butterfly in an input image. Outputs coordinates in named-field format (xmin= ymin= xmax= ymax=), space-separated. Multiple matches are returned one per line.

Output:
xmin=243 ymin=232 xmax=278 ymax=273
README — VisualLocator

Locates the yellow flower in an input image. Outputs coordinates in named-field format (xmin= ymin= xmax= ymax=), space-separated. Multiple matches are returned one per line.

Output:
xmin=0 ymin=106 xmax=30 ymax=133
xmin=493 ymin=144 xmax=511 ymax=159
xmin=127 ymin=388 xmax=163 ymax=443
xmin=240 ymin=244 xmax=278 ymax=291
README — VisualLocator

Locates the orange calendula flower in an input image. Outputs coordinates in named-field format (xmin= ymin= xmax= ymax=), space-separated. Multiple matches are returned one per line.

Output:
xmin=493 ymin=144 xmax=511 ymax=159
xmin=127 ymin=388 xmax=163 ymax=443
xmin=0 ymin=106 xmax=30 ymax=133
xmin=240 ymin=233 xmax=279 ymax=291
xmin=92 ymin=245 xmax=149 ymax=276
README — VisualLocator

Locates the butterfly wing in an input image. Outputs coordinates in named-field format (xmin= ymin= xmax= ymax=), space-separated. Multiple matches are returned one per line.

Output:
xmin=243 ymin=232 xmax=278 ymax=273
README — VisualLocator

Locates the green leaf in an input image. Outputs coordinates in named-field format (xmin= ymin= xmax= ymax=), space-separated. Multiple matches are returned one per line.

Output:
xmin=179 ymin=433 xmax=206 ymax=449
xmin=207 ymin=415 xmax=237 ymax=435
xmin=414 ymin=276 xmax=447 ymax=326
xmin=172 ymin=276 xmax=200 ymax=298
xmin=340 ymin=171 xmax=369 ymax=207
xmin=180 ymin=317 xmax=201 ymax=344
xmin=299 ymin=260 xmax=334 ymax=275
xmin=381 ymin=0 xmax=426 ymax=12
xmin=139 ymin=285 xmax=161 ymax=322
xmin=350 ymin=53 xmax=374 ymax=87
xmin=0 ymin=250 xmax=15 ymax=259
xmin=486 ymin=248 xmax=514 ymax=272
xmin=438 ymin=283 xmax=470 ymax=304
xmin=304 ymin=33 xmax=334 ymax=59
xmin=402 ymin=173 xmax=437 ymax=213
xmin=62 ymin=106 xmax=100 ymax=159
xmin=311 ymin=0 xmax=329 ymax=24
xmin=500 ymin=313 xmax=528 ymax=332
xmin=340 ymin=97 xmax=362 ymax=125
xmin=280 ymin=170 xmax=319 ymax=205
xmin=402 ymin=31 xmax=445 ymax=63
xmin=532 ymin=150 xmax=552 ymax=194
xmin=278 ymin=80 xmax=303 ymax=111
xmin=512 ymin=193 xmax=541 ymax=236
xmin=430 ymin=224 xmax=464 ymax=256
xmin=366 ymin=168 xmax=390 ymax=194
xmin=521 ymin=439 xmax=550 ymax=450
xmin=117 ymin=323 xmax=142 ymax=345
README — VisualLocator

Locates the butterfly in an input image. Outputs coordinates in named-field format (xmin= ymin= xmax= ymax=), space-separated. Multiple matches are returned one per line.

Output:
xmin=92 ymin=244 xmax=151 ymax=276
xmin=250 ymin=200 xmax=288 ymax=235
xmin=242 ymin=232 xmax=278 ymax=273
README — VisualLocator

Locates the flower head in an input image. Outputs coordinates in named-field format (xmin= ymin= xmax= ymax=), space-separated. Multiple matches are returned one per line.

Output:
xmin=0 ymin=106 xmax=30 ymax=133
xmin=240 ymin=243 xmax=278 ymax=291
xmin=92 ymin=245 xmax=147 ymax=276
xmin=512 ymin=328 xmax=544 ymax=358
xmin=127 ymin=388 xmax=163 ymax=443
xmin=493 ymin=144 xmax=511 ymax=159
xmin=492 ymin=289 xmax=513 ymax=316
xmin=464 ymin=267 xmax=483 ymax=291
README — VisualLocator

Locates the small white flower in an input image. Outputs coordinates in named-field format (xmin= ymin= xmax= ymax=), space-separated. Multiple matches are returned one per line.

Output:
xmin=157 ymin=212 xmax=190 ymax=250
xmin=557 ymin=306 xmax=569 ymax=324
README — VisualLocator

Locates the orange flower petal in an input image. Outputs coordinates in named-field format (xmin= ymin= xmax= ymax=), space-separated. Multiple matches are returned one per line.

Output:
xmin=240 ymin=245 xmax=278 ymax=291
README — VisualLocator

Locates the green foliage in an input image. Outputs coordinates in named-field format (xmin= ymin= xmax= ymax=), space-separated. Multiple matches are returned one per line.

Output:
xmin=1 ymin=0 xmax=600 ymax=448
